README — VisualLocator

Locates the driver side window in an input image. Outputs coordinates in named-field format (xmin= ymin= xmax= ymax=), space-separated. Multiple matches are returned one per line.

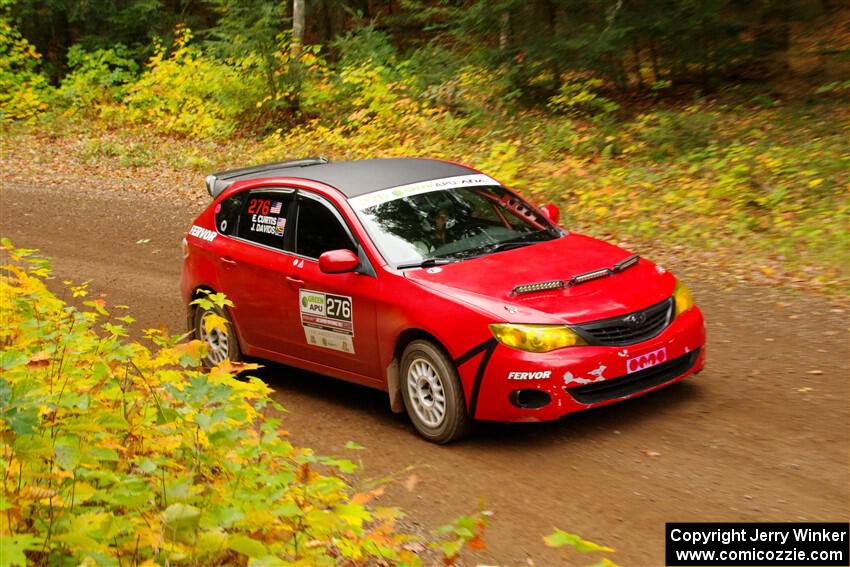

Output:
xmin=294 ymin=195 xmax=357 ymax=259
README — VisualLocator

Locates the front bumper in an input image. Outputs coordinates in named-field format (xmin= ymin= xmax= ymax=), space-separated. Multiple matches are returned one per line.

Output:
xmin=465 ymin=306 xmax=706 ymax=422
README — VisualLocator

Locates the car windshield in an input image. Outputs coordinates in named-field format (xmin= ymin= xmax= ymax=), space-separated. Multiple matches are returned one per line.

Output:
xmin=350 ymin=181 xmax=562 ymax=267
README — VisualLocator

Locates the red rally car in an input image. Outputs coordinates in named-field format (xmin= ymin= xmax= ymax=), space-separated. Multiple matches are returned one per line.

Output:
xmin=181 ymin=157 xmax=706 ymax=443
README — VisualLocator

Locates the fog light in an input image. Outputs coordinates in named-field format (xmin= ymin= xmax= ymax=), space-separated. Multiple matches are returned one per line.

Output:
xmin=509 ymin=389 xmax=551 ymax=409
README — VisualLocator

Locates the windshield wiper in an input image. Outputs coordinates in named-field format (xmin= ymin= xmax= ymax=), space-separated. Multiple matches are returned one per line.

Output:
xmin=396 ymin=257 xmax=459 ymax=269
xmin=485 ymin=240 xmax=536 ymax=253
xmin=397 ymin=236 xmax=545 ymax=269
xmin=459 ymin=239 xmax=538 ymax=259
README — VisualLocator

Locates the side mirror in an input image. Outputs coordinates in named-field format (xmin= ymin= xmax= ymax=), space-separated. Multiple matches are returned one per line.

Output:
xmin=540 ymin=203 xmax=560 ymax=224
xmin=319 ymin=249 xmax=360 ymax=274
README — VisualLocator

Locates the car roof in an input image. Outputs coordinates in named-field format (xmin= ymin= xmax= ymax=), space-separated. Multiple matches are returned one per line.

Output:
xmin=207 ymin=158 xmax=479 ymax=199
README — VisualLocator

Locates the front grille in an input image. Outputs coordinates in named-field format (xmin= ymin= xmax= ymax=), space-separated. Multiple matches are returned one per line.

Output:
xmin=573 ymin=297 xmax=673 ymax=346
xmin=565 ymin=348 xmax=700 ymax=405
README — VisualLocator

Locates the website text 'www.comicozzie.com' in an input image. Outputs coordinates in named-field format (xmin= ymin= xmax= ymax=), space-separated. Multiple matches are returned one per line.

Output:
xmin=665 ymin=523 xmax=849 ymax=566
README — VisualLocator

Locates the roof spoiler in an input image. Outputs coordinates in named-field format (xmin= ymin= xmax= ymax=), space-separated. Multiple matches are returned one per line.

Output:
xmin=205 ymin=156 xmax=329 ymax=198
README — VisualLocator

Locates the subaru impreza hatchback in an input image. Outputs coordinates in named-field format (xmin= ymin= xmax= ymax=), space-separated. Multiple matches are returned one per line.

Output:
xmin=181 ymin=157 xmax=706 ymax=443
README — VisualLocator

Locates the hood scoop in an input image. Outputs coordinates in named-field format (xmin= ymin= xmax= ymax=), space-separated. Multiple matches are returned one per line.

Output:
xmin=510 ymin=255 xmax=640 ymax=296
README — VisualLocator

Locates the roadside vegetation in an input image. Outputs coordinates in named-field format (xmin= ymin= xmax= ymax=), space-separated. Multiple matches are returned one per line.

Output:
xmin=1 ymin=2 xmax=847 ymax=293
xmin=0 ymin=241 xmax=421 ymax=565
xmin=0 ymin=241 xmax=621 ymax=565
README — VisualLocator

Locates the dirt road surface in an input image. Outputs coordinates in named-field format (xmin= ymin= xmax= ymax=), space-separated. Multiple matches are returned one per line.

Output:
xmin=2 ymin=182 xmax=848 ymax=565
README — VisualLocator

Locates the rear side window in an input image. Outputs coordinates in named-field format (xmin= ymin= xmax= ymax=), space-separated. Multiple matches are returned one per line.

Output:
xmin=295 ymin=195 xmax=356 ymax=259
xmin=215 ymin=193 xmax=244 ymax=235
xmin=236 ymin=190 xmax=294 ymax=250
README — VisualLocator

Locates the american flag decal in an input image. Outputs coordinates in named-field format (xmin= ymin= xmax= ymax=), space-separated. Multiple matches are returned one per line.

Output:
xmin=270 ymin=201 xmax=282 ymax=214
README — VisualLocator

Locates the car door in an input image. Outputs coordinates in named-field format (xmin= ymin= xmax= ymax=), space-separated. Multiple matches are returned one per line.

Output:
xmin=214 ymin=187 xmax=299 ymax=355
xmin=284 ymin=190 xmax=381 ymax=381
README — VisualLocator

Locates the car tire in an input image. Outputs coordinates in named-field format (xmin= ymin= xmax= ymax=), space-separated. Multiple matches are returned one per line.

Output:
xmin=400 ymin=340 xmax=472 ymax=444
xmin=193 ymin=302 xmax=241 ymax=367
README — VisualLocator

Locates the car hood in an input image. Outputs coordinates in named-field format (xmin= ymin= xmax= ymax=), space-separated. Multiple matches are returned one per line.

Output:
xmin=403 ymin=233 xmax=676 ymax=325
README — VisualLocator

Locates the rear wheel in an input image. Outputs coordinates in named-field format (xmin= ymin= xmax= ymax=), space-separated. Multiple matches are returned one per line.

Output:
xmin=400 ymin=340 xmax=471 ymax=444
xmin=193 ymin=303 xmax=241 ymax=367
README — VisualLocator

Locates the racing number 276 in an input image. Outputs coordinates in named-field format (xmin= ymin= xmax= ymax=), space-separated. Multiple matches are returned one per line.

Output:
xmin=326 ymin=296 xmax=351 ymax=320
xmin=247 ymin=199 xmax=270 ymax=216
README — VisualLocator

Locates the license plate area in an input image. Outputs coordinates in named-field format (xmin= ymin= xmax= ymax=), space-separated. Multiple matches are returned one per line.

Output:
xmin=626 ymin=347 xmax=667 ymax=374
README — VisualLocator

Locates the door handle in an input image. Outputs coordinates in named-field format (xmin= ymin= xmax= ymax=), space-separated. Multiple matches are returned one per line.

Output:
xmin=220 ymin=257 xmax=237 ymax=266
xmin=285 ymin=275 xmax=304 ymax=286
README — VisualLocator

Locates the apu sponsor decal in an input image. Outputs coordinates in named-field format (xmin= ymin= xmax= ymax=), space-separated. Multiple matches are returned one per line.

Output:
xmin=299 ymin=290 xmax=355 ymax=354
xmin=508 ymin=370 xmax=551 ymax=381
xmin=348 ymin=174 xmax=498 ymax=210
xmin=189 ymin=225 xmax=217 ymax=242
xmin=626 ymin=347 xmax=667 ymax=374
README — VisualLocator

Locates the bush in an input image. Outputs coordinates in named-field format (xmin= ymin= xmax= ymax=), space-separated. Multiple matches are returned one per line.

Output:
xmin=331 ymin=26 xmax=398 ymax=71
xmin=115 ymin=27 xmax=259 ymax=138
xmin=0 ymin=240 xmax=428 ymax=565
xmin=547 ymin=77 xmax=619 ymax=119
xmin=626 ymin=108 xmax=718 ymax=161
xmin=56 ymin=45 xmax=139 ymax=109
xmin=0 ymin=4 xmax=52 ymax=122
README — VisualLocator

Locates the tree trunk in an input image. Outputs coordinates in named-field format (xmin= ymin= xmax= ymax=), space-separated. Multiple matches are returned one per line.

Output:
xmin=543 ymin=0 xmax=560 ymax=92
xmin=631 ymin=41 xmax=645 ymax=89
xmin=289 ymin=0 xmax=306 ymax=112
xmin=499 ymin=11 xmax=510 ymax=51
xmin=648 ymin=38 xmax=662 ymax=82
xmin=293 ymin=0 xmax=305 ymax=45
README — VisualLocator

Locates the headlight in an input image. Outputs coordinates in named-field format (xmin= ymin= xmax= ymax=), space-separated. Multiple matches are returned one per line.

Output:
xmin=489 ymin=323 xmax=586 ymax=353
xmin=673 ymin=281 xmax=694 ymax=316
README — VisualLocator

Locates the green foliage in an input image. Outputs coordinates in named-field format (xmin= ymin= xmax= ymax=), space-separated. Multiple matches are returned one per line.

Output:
xmin=332 ymin=26 xmax=398 ymax=70
xmin=116 ymin=27 xmax=256 ymax=138
xmin=206 ymin=0 xmax=313 ymax=117
xmin=0 ymin=240 xmax=434 ymax=565
xmin=445 ymin=0 xmax=814 ymax=92
xmin=547 ymin=76 xmax=619 ymax=119
xmin=11 ymin=0 xmax=195 ymax=81
xmin=433 ymin=508 xmax=489 ymax=564
xmin=815 ymin=80 xmax=850 ymax=95
xmin=6 ymin=0 xmax=839 ymax=106
xmin=625 ymin=108 xmax=717 ymax=160
xmin=0 ymin=3 xmax=51 ymax=122
xmin=256 ymin=94 xmax=848 ymax=288
xmin=81 ymin=138 xmax=153 ymax=167
xmin=1 ymin=1 xmax=845 ymax=289
xmin=56 ymin=45 xmax=139 ymax=109
xmin=544 ymin=528 xmax=620 ymax=567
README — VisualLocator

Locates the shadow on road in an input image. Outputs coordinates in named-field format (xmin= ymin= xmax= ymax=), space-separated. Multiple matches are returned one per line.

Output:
xmin=248 ymin=358 xmax=706 ymax=449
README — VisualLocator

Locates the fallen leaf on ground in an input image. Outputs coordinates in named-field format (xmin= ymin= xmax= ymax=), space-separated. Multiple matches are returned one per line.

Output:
xmin=403 ymin=474 xmax=419 ymax=492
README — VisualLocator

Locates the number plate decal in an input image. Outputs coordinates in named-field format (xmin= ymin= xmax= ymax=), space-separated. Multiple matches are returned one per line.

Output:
xmin=625 ymin=347 xmax=667 ymax=374
xmin=299 ymin=290 xmax=355 ymax=354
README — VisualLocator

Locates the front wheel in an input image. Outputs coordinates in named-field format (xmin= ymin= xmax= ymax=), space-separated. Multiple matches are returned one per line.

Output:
xmin=193 ymin=303 xmax=241 ymax=367
xmin=400 ymin=340 xmax=472 ymax=444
